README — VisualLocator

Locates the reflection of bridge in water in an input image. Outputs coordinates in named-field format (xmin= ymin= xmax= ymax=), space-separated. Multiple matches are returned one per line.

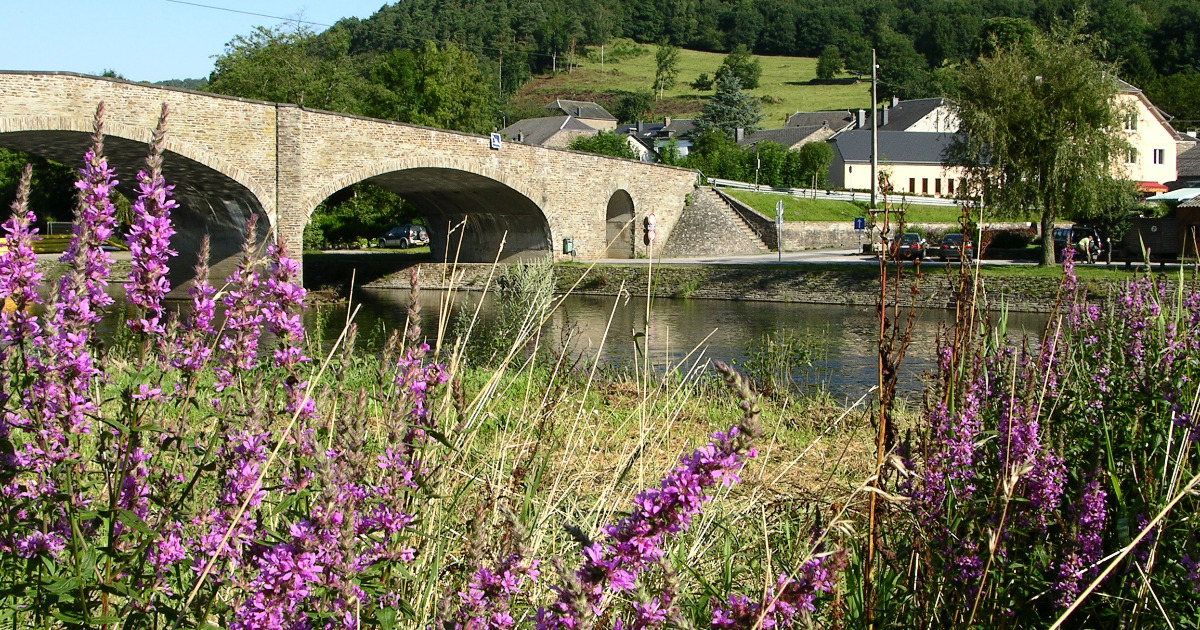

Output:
xmin=0 ymin=71 xmax=698 ymax=287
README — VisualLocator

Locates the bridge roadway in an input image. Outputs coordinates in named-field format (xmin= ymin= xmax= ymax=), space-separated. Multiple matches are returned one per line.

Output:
xmin=0 ymin=71 xmax=698 ymax=288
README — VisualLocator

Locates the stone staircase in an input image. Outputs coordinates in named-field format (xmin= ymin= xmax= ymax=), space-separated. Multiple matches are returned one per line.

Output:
xmin=661 ymin=188 xmax=771 ymax=257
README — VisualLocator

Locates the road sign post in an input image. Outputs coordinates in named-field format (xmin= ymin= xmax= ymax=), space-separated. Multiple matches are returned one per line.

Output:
xmin=776 ymin=200 xmax=784 ymax=262
xmin=854 ymin=216 xmax=866 ymax=253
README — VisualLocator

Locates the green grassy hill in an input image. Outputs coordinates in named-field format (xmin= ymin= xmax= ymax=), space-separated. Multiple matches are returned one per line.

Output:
xmin=510 ymin=40 xmax=873 ymax=128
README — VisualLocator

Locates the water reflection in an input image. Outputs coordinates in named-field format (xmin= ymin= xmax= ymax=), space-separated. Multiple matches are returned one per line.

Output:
xmin=306 ymin=289 xmax=1049 ymax=401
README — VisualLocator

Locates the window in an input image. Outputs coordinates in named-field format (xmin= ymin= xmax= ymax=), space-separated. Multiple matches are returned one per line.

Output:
xmin=1124 ymin=113 xmax=1138 ymax=131
xmin=948 ymin=178 xmax=956 ymax=194
xmin=1126 ymin=148 xmax=1138 ymax=164
xmin=922 ymin=178 xmax=929 ymax=194
xmin=935 ymin=179 xmax=942 ymax=195
xmin=909 ymin=178 xmax=916 ymax=193
xmin=1153 ymin=148 xmax=1165 ymax=165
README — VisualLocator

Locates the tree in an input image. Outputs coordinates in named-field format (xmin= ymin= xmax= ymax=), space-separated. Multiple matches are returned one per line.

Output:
xmin=715 ymin=44 xmax=762 ymax=89
xmin=948 ymin=28 xmax=1130 ymax=266
xmin=569 ymin=132 xmax=638 ymax=160
xmin=795 ymin=141 xmax=834 ymax=187
xmin=695 ymin=73 xmax=763 ymax=139
xmin=816 ymin=45 xmax=843 ymax=81
xmin=654 ymin=43 xmax=681 ymax=100
xmin=614 ymin=91 xmax=654 ymax=123
xmin=206 ymin=24 xmax=367 ymax=113
xmin=364 ymin=43 xmax=497 ymax=134
xmin=690 ymin=73 xmax=714 ymax=91
xmin=683 ymin=129 xmax=748 ymax=180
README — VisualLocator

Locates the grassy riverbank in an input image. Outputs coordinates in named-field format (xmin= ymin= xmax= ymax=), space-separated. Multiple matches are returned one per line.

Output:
xmin=726 ymin=189 xmax=961 ymax=222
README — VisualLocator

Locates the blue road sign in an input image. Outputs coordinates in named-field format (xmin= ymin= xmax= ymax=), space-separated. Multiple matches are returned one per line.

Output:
xmin=854 ymin=217 xmax=866 ymax=230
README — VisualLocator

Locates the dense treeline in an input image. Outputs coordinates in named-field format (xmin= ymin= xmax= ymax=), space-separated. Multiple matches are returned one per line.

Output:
xmin=325 ymin=0 xmax=1199 ymax=122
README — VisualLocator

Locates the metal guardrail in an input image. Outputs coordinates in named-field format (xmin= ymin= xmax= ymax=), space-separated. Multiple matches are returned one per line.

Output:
xmin=709 ymin=178 xmax=962 ymax=207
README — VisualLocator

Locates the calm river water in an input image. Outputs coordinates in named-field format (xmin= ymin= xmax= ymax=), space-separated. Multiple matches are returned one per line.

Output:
xmin=305 ymin=289 xmax=1050 ymax=401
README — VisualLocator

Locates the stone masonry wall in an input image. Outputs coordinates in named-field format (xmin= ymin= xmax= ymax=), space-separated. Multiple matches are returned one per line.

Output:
xmin=0 ymin=72 xmax=279 ymax=218
xmin=660 ymin=189 xmax=766 ymax=257
xmin=350 ymin=262 xmax=1141 ymax=313
xmin=286 ymin=108 xmax=698 ymax=262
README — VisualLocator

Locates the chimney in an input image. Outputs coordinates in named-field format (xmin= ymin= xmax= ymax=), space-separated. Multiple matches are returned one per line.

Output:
xmin=858 ymin=109 xmax=866 ymax=129
xmin=664 ymin=116 xmax=672 ymax=126
xmin=736 ymin=127 xmax=745 ymax=142
xmin=892 ymin=95 xmax=899 ymax=107
xmin=882 ymin=106 xmax=889 ymax=127
xmin=637 ymin=120 xmax=644 ymax=134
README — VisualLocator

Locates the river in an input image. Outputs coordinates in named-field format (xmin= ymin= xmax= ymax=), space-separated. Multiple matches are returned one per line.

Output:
xmin=305 ymin=289 xmax=1051 ymax=401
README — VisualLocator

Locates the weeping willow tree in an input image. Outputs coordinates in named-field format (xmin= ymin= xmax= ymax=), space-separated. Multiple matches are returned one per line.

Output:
xmin=948 ymin=25 xmax=1131 ymax=266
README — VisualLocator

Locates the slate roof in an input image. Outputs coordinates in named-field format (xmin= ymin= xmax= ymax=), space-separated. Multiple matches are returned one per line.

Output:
xmin=786 ymin=110 xmax=855 ymax=130
xmin=1178 ymin=144 xmax=1200 ymax=180
xmin=500 ymin=116 xmax=596 ymax=146
xmin=862 ymin=98 xmax=948 ymax=130
xmin=544 ymin=99 xmax=617 ymax=121
xmin=738 ymin=125 xmax=828 ymax=148
xmin=831 ymin=130 xmax=960 ymax=164
xmin=616 ymin=119 xmax=697 ymax=140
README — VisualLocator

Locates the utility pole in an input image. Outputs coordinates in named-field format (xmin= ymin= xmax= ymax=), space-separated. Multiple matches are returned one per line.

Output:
xmin=870 ymin=48 xmax=879 ymax=210
xmin=498 ymin=50 xmax=503 ymax=96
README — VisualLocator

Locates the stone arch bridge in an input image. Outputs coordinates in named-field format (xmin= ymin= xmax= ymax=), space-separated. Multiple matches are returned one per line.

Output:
xmin=0 ymin=71 xmax=699 ymax=286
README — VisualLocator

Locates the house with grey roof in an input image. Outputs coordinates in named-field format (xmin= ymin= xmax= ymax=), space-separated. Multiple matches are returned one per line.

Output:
xmin=544 ymin=99 xmax=618 ymax=131
xmin=828 ymin=130 xmax=966 ymax=197
xmin=615 ymin=117 xmax=697 ymax=162
xmin=500 ymin=115 xmax=597 ymax=149
xmin=1176 ymin=144 xmax=1200 ymax=188
xmin=785 ymin=110 xmax=856 ymax=133
xmin=737 ymin=124 xmax=834 ymax=151
xmin=862 ymin=97 xmax=959 ymax=132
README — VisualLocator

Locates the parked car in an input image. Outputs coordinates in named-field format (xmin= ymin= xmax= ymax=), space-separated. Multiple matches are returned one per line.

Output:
xmin=893 ymin=233 xmax=927 ymax=260
xmin=938 ymin=233 xmax=974 ymax=261
xmin=1053 ymin=226 xmax=1101 ymax=262
xmin=378 ymin=224 xmax=430 ymax=249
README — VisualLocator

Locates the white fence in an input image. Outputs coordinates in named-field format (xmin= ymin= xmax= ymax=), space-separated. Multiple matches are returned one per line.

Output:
xmin=709 ymin=178 xmax=963 ymax=207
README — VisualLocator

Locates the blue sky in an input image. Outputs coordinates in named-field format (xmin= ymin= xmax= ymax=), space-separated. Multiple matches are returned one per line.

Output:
xmin=1 ymin=0 xmax=388 ymax=83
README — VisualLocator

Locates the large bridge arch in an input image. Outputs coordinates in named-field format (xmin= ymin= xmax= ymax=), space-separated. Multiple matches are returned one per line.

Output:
xmin=0 ymin=113 xmax=273 ymax=287
xmin=307 ymin=159 xmax=553 ymax=262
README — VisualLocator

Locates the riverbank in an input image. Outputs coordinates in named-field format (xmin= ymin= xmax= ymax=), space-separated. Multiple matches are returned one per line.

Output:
xmin=306 ymin=255 xmax=1195 ymax=313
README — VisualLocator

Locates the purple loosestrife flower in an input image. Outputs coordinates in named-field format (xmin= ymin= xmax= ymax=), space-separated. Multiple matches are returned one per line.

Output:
xmin=444 ymin=555 xmax=541 ymax=630
xmin=125 ymin=103 xmax=178 ymax=338
xmin=61 ymin=102 xmax=117 ymax=323
xmin=396 ymin=344 xmax=448 ymax=443
xmin=538 ymin=362 xmax=762 ymax=630
xmin=0 ymin=164 xmax=44 ymax=346
xmin=1055 ymin=474 xmax=1107 ymax=607
xmin=710 ymin=551 xmax=849 ymax=629
xmin=261 ymin=242 xmax=312 ymax=419
xmin=172 ymin=236 xmax=216 ymax=375
xmin=214 ymin=215 xmax=264 ymax=392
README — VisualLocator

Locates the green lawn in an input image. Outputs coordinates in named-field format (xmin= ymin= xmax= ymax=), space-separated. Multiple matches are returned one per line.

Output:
xmin=727 ymin=190 xmax=965 ymax=223
xmin=518 ymin=39 xmax=872 ymax=126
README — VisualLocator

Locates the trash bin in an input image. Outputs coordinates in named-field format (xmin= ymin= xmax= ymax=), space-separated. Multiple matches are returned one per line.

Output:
xmin=562 ymin=237 xmax=574 ymax=255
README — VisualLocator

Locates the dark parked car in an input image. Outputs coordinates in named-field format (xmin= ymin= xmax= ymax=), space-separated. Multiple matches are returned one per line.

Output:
xmin=378 ymin=224 xmax=430 ymax=249
xmin=938 ymin=233 xmax=974 ymax=261
xmin=894 ymin=233 xmax=927 ymax=260
xmin=1053 ymin=226 xmax=1101 ymax=262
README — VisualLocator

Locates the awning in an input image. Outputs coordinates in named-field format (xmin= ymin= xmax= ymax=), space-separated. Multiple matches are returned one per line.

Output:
xmin=1146 ymin=187 xmax=1200 ymax=202
xmin=1137 ymin=181 xmax=1169 ymax=194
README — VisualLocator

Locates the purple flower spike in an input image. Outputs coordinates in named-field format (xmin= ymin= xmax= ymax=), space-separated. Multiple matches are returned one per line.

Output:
xmin=125 ymin=103 xmax=179 ymax=337
xmin=0 ymin=164 xmax=44 ymax=352
xmin=539 ymin=363 xmax=765 ymax=630
xmin=172 ymin=236 xmax=217 ymax=374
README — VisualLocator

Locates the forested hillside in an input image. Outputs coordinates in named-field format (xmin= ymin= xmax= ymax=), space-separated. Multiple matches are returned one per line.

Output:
xmin=324 ymin=0 xmax=1198 ymax=124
